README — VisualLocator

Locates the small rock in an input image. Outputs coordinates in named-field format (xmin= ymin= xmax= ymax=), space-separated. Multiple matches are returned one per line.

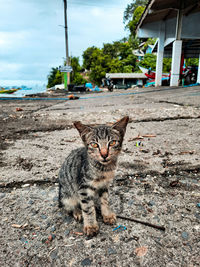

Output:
xmin=128 ymin=200 xmax=134 ymax=206
xmin=148 ymin=201 xmax=155 ymax=206
xmin=181 ymin=232 xmax=189 ymax=240
xmin=41 ymin=214 xmax=47 ymax=220
xmin=52 ymin=234 xmax=56 ymax=240
xmin=153 ymin=216 xmax=160 ymax=222
xmin=81 ymin=258 xmax=92 ymax=266
xmin=196 ymin=203 xmax=200 ymax=208
xmin=64 ymin=216 xmax=72 ymax=224
xmin=194 ymin=213 xmax=200 ymax=219
xmin=0 ymin=193 xmax=6 ymax=199
xmin=51 ymin=225 xmax=56 ymax=232
xmin=28 ymin=200 xmax=34 ymax=205
xmin=64 ymin=229 xmax=70 ymax=236
xmin=21 ymin=184 xmax=30 ymax=188
xmin=53 ymin=196 xmax=58 ymax=202
xmin=50 ymin=249 xmax=58 ymax=260
xmin=108 ymin=248 xmax=117 ymax=255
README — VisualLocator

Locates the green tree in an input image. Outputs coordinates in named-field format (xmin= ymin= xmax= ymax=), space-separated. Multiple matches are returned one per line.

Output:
xmin=140 ymin=54 xmax=172 ymax=73
xmin=70 ymin=56 xmax=87 ymax=84
xmin=82 ymin=41 xmax=138 ymax=85
xmin=82 ymin=46 xmax=99 ymax=70
xmin=127 ymin=6 xmax=145 ymax=37
xmin=139 ymin=53 xmax=157 ymax=70
xmin=186 ymin=58 xmax=198 ymax=66
xmin=47 ymin=67 xmax=62 ymax=88
xmin=123 ymin=0 xmax=148 ymax=26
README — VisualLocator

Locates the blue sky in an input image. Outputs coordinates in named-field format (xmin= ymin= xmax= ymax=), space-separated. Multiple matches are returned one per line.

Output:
xmin=0 ymin=0 xmax=131 ymax=86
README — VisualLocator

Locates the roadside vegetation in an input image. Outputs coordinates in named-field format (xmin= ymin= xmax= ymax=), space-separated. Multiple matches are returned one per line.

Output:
xmin=47 ymin=0 xmax=198 ymax=87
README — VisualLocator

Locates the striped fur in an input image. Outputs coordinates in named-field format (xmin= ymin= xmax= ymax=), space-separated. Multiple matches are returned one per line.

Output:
xmin=58 ymin=116 xmax=129 ymax=236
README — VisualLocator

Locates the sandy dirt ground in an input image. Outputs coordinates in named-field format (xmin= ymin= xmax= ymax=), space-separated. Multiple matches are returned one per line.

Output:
xmin=0 ymin=86 xmax=200 ymax=266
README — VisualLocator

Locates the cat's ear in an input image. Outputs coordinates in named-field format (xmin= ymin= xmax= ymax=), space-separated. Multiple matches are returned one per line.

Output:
xmin=74 ymin=121 xmax=92 ymax=141
xmin=112 ymin=116 xmax=129 ymax=137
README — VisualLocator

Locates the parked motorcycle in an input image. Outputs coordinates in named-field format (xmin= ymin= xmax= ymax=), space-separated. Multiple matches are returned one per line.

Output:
xmin=102 ymin=77 xmax=114 ymax=91
xmin=182 ymin=65 xmax=198 ymax=85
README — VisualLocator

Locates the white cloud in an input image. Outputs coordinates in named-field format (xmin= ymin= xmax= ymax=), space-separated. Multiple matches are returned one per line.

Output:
xmin=0 ymin=0 xmax=131 ymax=86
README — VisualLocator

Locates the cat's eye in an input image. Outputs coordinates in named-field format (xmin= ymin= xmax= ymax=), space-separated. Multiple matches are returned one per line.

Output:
xmin=90 ymin=142 xmax=99 ymax=148
xmin=109 ymin=140 xmax=116 ymax=146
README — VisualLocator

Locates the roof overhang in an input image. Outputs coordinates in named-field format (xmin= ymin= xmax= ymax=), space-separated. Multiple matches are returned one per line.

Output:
xmin=137 ymin=0 xmax=200 ymax=31
xmin=136 ymin=0 xmax=200 ymax=40
xmin=106 ymin=73 xmax=147 ymax=79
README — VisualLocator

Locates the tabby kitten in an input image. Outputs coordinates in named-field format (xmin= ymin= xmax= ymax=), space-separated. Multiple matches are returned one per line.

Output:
xmin=58 ymin=116 xmax=129 ymax=236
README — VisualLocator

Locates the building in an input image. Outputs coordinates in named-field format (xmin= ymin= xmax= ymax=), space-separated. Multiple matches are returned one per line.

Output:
xmin=105 ymin=73 xmax=147 ymax=88
xmin=136 ymin=0 xmax=200 ymax=87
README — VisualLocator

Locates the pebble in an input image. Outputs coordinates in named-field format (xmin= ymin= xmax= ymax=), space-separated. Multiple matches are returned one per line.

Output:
xmin=51 ymin=225 xmax=56 ymax=232
xmin=81 ymin=258 xmax=92 ymax=266
xmin=128 ymin=200 xmax=134 ymax=206
xmin=64 ymin=229 xmax=70 ymax=236
xmin=28 ymin=200 xmax=34 ymax=205
xmin=0 ymin=193 xmax=6 ymax=199
xmin=50 ymin=249 xmax=58 ymax=260
xmin=196 ymin=203 xmax=200 ymax=208
xmin=41 ymin=214 xmax=47 ymax=220
xmin=153 ymin=215 xmax=160 ymax=222
xmin=181 ymin=232 xmax=189 ymax=240
xmin=21 ymin=184 xmax=30 ymax=188
xmin=108 ymin=248 xmax=117 ymax=255
xmin=148 ymin=201 xmax=155 ymax=206
xmin=53 ymin=196 xmax=58 ymax=202
xmin=64 ymin=216 xmax=72 ymax=224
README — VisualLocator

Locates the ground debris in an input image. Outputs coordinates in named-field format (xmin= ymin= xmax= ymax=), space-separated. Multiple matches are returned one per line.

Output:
xmin=134 ymin=246 xmax=148 ymax=257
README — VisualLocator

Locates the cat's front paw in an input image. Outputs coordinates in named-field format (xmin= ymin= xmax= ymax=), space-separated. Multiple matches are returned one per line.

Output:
xmin=103 ymin=213 xmax=116 ymax=225
xmin=84 ymin=224 xmax=99 ymax=236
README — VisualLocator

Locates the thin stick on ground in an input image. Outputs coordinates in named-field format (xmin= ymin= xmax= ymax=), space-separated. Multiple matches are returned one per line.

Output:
xmin=117 ymin=215 xmax=165 ymax=231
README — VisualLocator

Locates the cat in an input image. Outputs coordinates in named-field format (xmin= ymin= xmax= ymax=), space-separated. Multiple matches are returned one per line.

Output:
xmin=58 ymin=116 xmax=129 ymax=236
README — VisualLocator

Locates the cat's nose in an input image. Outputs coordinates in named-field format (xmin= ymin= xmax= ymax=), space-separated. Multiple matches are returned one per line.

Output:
xmin=100 ymin=148 xmax=108 ymax=159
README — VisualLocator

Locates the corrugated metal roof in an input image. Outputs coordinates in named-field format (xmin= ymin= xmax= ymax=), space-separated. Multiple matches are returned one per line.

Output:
xmin=137 ymin=0 xmax=200 ymax=31
xmin=106 ymin=73 xmax=147 ymax=79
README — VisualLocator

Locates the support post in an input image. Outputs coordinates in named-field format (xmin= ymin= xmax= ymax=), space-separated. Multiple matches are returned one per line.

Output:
xmin=170 ymin=1 xmax=183 ymax=87
xmin=155 ymin=28 xmax=165 ymax=87
xmin=170 ymin=40 xmax=182 ymax=86
xmin=197 ymin=54 xmax=200 ymax=84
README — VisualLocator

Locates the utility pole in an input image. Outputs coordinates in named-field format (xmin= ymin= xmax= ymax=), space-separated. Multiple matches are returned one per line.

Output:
xmin=63 ymin=0 xmax=70 ymax=86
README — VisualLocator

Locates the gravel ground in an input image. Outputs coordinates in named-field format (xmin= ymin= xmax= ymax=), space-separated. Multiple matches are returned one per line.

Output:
xmin=0 ymin=86 xmax=200 ymax=266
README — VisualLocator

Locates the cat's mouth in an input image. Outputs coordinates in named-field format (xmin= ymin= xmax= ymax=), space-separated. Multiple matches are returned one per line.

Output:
xmin=101 ymin=158 xmax=110 ymax=164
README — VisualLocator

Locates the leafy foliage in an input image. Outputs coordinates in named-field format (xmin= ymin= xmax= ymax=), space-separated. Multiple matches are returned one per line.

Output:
xmin=47 ymin=68 xmax=62 ymax=88
xmin=139 ymin=53 xmax=157 ymax=70
xmin=127 ymin=6 xmax=145 ymax=37
xmin=47 ymin=56 xmax=86 ymax=88
xmin=140 ymin=54 xmax=172 ymax=73
xmin=82 ymin=41 xmax=137 ymax=85
xmin=186 ymin=58 xmax=198 ymax=66
xmin=123 ymin=0 xmax=148 ymax=26
xmin=70 ymin=57 xmax=87 ymax=84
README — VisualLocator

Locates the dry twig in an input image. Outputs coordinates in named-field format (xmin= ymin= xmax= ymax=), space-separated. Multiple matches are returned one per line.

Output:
xmin=117 ymin=215 xmax=165 ymax=231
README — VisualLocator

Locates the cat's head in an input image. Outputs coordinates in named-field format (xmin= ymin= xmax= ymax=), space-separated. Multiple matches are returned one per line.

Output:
xmin=74 ymin=116 xmax=129 ymax=165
